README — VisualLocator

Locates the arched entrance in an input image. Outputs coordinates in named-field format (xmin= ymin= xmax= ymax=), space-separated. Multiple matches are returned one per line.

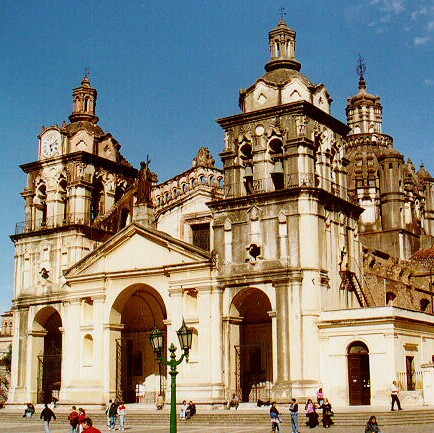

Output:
xmin=112 ymin=285 xmax=167 ymax=403
xmin=33 ymin=307 xmax=62 ymax=404
xmin=230 ymin=288 xmax=272 ymax=402
xmin=347 ymin=341 xmax=371 ymax=405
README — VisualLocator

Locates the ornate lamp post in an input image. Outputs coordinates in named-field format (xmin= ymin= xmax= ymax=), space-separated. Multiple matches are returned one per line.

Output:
xmin=149 ymin=321 xmax=193 ymax=433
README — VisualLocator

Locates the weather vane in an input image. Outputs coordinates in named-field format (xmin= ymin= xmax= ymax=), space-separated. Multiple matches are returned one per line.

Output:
xmin=356 ymin=54 xmax=366 ymax=80
xmin=279 ymin=6 xmax=286 ymax=19
xmin=84 ymin=67 xmax=91 ymax=78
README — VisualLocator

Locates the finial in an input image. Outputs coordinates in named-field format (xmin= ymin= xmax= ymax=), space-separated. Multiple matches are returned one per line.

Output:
xmin=279 ymin=6 xmax=286 ymax=20
xmin=84 ymin=67 xmax=90 ymax=78
xmin=356 ymin=54 xmax=366 ymax=80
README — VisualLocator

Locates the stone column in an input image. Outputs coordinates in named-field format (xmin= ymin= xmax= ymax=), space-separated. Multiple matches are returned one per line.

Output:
xmin=421 ymin=363 xmax=434 ymax=405
xmin=272 ymin=280 xmax=291 ymax=399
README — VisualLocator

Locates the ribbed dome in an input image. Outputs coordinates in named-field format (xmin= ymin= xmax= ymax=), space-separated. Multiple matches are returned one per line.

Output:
xmin=260 ymin=68 xmax=313 ymax=87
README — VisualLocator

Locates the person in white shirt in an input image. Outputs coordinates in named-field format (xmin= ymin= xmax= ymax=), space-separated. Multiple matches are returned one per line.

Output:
xmin=390 ymin=380 xmax=402 ymax=411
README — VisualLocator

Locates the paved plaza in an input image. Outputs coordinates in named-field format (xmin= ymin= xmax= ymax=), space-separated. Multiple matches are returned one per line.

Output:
xmin=0 ymin=420 xmax=432 ymax=433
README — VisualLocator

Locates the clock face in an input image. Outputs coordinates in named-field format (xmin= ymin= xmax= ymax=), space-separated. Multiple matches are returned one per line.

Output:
xmin=41 ymin=131 xmax=61 ymax=158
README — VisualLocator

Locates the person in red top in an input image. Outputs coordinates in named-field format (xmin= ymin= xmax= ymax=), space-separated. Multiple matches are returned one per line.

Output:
xmin=77 ymin=408 xmax=86 ymax=432
xmin=80 ymin=417 xmax=102 ymax=433
xmin=68 ymin=406 xmax=79 ymax=433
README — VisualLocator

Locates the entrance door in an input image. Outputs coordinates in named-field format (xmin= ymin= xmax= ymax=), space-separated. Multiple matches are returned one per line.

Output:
xmin=347 ymin=341 xmax=370 ymax=405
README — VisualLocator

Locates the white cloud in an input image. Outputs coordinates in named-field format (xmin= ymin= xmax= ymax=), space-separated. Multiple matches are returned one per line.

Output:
xmin=427 ymin=20 xmax=434 ymax=31
xmin=424 ymin=78 xmax=434 ymax=86
xmin=414 ymin=36 xmax=430 ymax=45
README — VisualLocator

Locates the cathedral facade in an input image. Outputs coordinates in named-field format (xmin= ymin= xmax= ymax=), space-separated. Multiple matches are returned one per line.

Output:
xmin=8 ymin=19 xmax=434 ymax=407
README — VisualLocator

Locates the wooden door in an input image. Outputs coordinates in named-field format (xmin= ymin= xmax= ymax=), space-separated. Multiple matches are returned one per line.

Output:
xmin=348 ymin=353 xmax=370 ymax=405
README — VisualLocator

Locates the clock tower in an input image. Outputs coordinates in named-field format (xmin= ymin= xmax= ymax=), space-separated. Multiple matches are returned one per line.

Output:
xmin=12 ymin=76 xmax=137 ymax=297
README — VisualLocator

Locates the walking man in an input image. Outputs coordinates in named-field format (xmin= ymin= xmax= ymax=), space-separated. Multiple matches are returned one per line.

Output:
xmin=40 ymin=403 xmax=56 ymax=433
xmin=289 ymin=397 xmax=299 ymax=433
xmin=390 ymin=380 xmax=402 ymax=411
xmin=108 ymin=400 xmax=118 ymax=430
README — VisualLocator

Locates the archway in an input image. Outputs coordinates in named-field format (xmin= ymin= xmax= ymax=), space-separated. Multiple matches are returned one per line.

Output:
xmin=33 ymin=307 xmax=62 ymax=404
xmin=347 ymin=341 xmax=371 ymax=405
xmin=112 ymin=285 xmax=167 ymax=403
xmin=230 ymin=288 xmax=272 ymax=402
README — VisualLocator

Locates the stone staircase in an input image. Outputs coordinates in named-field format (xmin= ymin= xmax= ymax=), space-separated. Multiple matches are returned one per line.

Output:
xmin=2 ymin=408 xmax=434 ymax=427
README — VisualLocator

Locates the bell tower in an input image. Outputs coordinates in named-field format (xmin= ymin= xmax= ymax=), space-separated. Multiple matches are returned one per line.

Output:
xmin=211 ymin=18 xmax=363 ymax=401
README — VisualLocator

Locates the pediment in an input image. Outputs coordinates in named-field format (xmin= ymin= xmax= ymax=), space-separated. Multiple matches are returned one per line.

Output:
xmin=65 ymin=223 xmax=211 ymax=279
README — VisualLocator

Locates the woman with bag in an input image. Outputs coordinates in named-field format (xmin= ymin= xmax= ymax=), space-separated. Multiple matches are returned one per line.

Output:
xmin=321 ymin=398 xmax=334 ymax=428
xmin=270 ymin=402 xmax=282 ymax=433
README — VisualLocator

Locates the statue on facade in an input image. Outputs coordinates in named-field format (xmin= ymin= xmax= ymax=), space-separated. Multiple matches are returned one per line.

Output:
xmin=136 ymin=157 xmax=157 ymax=204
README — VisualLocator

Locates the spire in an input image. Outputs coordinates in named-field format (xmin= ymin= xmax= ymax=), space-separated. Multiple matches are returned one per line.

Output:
xmin=265 ymin=18 xmax=301 ymax=72
xmin=356 ymin=53 xmax=367 ymax=91
xmin=69 ymin=74 xmax=99 ymax=124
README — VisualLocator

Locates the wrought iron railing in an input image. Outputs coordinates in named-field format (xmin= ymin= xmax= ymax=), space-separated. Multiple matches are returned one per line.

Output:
xmin=15 ymin=212 xmax=93 ymax=235
xmin=397 ymin=371 xmax=423 ymax=391
xmin=224 ymin=172 xmax=350 ymax=201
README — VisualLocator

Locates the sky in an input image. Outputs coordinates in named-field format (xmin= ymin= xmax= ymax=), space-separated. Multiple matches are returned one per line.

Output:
xmin=0 ymin=0 xmax=433 ymax=313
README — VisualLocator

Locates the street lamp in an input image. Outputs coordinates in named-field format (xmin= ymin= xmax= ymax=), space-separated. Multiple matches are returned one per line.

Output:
xmin=149 ymin=320 xmax=193 ymax=433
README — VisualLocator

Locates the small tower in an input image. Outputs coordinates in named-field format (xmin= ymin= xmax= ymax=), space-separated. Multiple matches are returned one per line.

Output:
xmin=265 ymin=18 xmax=301 ymax=72
xmin=69 ymin=75 xmax=99 ymax=124
xmin=346 ymin=56 xmax=382 ymax=135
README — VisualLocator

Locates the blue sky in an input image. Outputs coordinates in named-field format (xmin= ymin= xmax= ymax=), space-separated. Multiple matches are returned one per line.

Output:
xmin=0 ymin=0 xmax=433 ymax=313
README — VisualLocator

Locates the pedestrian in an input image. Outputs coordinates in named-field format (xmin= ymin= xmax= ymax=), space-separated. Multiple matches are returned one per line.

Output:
xmin=365 ymin=415 xmax=382 ymax=433
xmin=68 ymin=405 xmax=79 ymax=433
xmin=180 ymin=400 xmax=188 ymax=420
xmin=270 ymin=401 xmax=282 ymax=433
xmin=156 ymin=393 xmax=164 ymax=410
xmin=108 ymin=399 xmax=118 ymax=430
xmin=305 ymin=398 xmax=319 ymax=428
xmin=105 ymin=399 xmax=112 ymax=426
xmin=117 ymin=401 xmax=126 ymax=431
xmin=320 ymin=398 xmax=334 ymax=428
xmin=316 ymin=388 xmax=324 ymax=406
xmin=40 ymin=403 xmax=56 ymax=433
xmin=185 ymin=400 xmax=196 ymax=419
xmin=289 ymin=397 xmax=299 ymax=433
xmin=390 ymin=380 xmax=402 ymax=411
xmin=80 ymin=417 xmax=102 ymax=433
xmin=77 ymin=408 xmax=86 ymax=433
xmin=228 ymin=393 xmax=239 ymax=409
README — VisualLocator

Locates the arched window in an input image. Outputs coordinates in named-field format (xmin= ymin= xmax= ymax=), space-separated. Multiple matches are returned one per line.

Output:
xmin=200 ymin=175 xmax=207 ymax=184
xmin=239 ymin=141 xmax=253 ymax=160
xmin=59 ymin=178 xmax=68 ymax=224
xmin=182 ymin=183 xmax=188 ymax=193
xmin=269 ymin=137 xmax=283 ymax=155
xmin=83 ymin=334 xmax=93 ymax=365
xmin=420 ymin=298 xmax=430 ymax=312
xmin=91 ymin=180 xmax=105 ymax=221
xmin=347 ymin=341 xmax=369 ymax=354
xmin=209 ymin=176 xmax=215 ymax=186
xmin=120 ymin=208 xmax=130 ymax=229
xmin=35 ymin=183 xmax=47 ymax=228
xmin=386 ymin=292 xmax=396 ymax=305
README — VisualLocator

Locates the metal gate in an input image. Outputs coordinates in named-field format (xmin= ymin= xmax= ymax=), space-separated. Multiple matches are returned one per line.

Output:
xmin=116 ymin=335 xmax=166 ymax=403
xmin=36 ymin=355 xmax=62 ymax=404
xmin=235 ymin=344 xmax=271 ymax=402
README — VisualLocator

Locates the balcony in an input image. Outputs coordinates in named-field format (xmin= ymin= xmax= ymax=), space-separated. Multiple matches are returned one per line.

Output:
xmin=15 ymin=212 xmax=92 ymax=235
xmin=224 ymin=172 xmax=350 ymax=201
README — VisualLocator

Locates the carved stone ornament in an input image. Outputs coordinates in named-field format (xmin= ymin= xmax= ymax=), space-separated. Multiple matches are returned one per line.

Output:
xmin=191 ymin=147 xmax=215 ymax=168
